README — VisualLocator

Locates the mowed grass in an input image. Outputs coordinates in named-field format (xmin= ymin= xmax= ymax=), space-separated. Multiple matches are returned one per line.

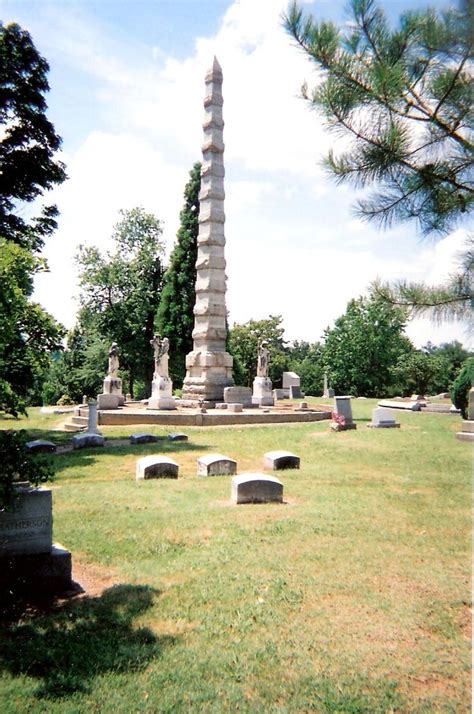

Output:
xmin=0 ymin=400 xmax=471 ymax=713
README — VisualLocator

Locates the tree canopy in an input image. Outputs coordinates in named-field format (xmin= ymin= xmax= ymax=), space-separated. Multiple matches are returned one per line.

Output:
xmin=321 ymin=294 xmax=412 ymax=396
xmin=0 ymin=23 xmax=66 ymax=416
xmin=156 ymin=163 xmax=200 ymax=387
xmin=76 ymin=207 xmax=165 ymax=398
xmin=0 ymin=22 xmax=67 ymax=251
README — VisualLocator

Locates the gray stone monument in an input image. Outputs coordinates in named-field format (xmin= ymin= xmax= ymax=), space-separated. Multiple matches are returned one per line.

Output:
xmin=148 ymin=334 xmax=176 ymax=410
xmin=98 ymin=342 xmax=125 ymax=409
xmin=252 ymin=341 xmax=273 ymax=406
xmin=331 ymin=395 xmax=357 ymax=431
xmin=367 ymin=407 xmax=400 ymax=429
xmin=323 ymin=373 xmax=335 ymax=398
xmin=0 ymin=485 xmax=73 ymax=594
xmin=282 ymin=372 xmax=301 ymax=398
xmin=181 ymin=58 xmax=234 ymax=406
xmin=72 ymin=399 xmax=105 ymax=448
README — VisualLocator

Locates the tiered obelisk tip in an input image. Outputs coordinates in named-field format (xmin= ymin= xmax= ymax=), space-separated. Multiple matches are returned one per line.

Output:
xmin=181 ymin=57 xmax=234 ymax=405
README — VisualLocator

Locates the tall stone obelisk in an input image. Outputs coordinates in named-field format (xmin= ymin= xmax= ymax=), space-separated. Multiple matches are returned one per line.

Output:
xmin=182 ymin=57 xmax=234 ymax=406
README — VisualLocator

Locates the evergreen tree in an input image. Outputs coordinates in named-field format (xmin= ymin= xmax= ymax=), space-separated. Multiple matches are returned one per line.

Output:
xmin=285 ymin=0 xmax=473 ymax=320
xmin=156 ymin=163 xmax=201 ymax=387
xmin=0 ymin=22 xmax=67 ymax=251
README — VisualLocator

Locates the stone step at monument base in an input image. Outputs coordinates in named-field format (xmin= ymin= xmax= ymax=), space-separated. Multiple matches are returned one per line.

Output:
xmin=63 ymin=423 xmax=86 ymax=433
xmin=62 ymin=414 xmax=88 ymax=432
xmin=456 ymin=420 xmax=474 ymax=441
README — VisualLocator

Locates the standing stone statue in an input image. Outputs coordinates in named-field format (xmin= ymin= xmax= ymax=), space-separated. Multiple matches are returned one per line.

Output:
xmin=97 ymin=341 xmax=125 ymax=409
xmin=257 ymin=341 xmax=269 ymax=378
xmin=150 ymin=334 xmax=170 ymax=378
xmin=252 ymin=341 xmax=273 ymax=407
xmin=181 ymin=57 xmax=234 ymax=407
xmin=108 ymin=342 xmax=120 ymax=377
xmin=148 ymin=334 xmax=176 ymax=410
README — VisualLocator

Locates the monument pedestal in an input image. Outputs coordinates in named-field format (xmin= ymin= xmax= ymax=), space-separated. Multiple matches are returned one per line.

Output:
xmin=252 ymin=376 xmax=274 ymax=407
xmin=148 ymin=376 xmax=176 ymax=410
xmin=98 ymin=375 xmax=124 ymax=409
xmin=182 ymin=351 xmax=234 ymax=407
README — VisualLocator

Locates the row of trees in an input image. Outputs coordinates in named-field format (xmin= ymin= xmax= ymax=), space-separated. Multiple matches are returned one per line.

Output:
xmin=227 ymin=306 xmax=471 ymax=399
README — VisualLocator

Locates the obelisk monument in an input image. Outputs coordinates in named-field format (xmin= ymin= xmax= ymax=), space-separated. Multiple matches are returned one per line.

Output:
xmin=181 ymin=57 xmax=234 ymax=406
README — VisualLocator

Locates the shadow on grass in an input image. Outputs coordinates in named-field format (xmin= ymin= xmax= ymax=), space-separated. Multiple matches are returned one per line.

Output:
xmin=53 ymin=440 xmax=207 ymax=477
xmin=0 ymin=584 xmax=175 ymax=700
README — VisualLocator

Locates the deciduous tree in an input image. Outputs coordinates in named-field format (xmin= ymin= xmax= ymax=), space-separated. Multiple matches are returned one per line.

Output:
xmin=321 ymin=294 xmax=412 ymax=396
xmin=0 ymin=22 xmax=66 ymax=250
xmin=76 ymin=208 xmax=165 ymax=398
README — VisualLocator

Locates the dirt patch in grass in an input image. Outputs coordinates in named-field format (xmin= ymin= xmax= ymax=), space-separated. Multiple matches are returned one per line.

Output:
xmin=71 ymin=558 xmax=120 ymax=598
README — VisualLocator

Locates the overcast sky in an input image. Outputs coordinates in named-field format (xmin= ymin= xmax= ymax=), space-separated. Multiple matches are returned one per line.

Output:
xmin=2 ymin=0 xmax=472 ymax=349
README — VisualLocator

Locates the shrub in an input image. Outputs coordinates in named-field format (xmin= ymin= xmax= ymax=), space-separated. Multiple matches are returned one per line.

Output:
xmin=451 ymin=358 xmax=474 ymax=419
xmin=56 ymin=394 xmax=74 ymax=406
xmin=0 ymin=431 xmax=55 ymax=511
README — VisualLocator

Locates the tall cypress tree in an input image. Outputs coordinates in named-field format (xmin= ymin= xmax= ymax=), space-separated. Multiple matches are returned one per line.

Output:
xmin=157 ymin=162 xmax=201 ymax=387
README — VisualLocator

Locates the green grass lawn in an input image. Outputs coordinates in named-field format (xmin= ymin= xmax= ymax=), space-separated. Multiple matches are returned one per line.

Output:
xmin=0 ymin=400 xmax=471 ymax=713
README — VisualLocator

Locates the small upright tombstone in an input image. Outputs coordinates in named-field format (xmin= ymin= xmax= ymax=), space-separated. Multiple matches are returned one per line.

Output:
xmin=252 ymin=341 xmax=273 ymax=406
xmin=231 ymin=474 xmax=283 ymax=504
xmin=148 ymin=334 xmax=176 ymax=410
xmin=331 ymin=396 xmax=357 ymax=431
xmin=264 ymin=450 xmax=300 ymax=470
xmin=367 ymin=407 xmax=400 ymax=429
xmin=136 ymin=455 xmax=179 ymax=480
xmin=197 ymin=453 xmax=237 ymax=477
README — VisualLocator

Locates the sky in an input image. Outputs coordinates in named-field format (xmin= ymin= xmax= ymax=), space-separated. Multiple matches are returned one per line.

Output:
xmin=2 ymin=0 xmax=472 ymax=349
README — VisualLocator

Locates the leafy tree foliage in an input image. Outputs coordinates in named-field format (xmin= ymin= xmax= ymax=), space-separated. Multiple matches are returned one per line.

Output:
xmin=0 ymin=24 xmax=66 ymax=417
xmin=0 ymin=240 xmax=65 ymax=415
xmin=228 ymin=315 xmax=289 ymax=387
xmin=285 ymin=0 xmax=473 ymax=320
xmin=156 ymin=163 xmax=200 ymax=387
xmin=0 ymin=22 xmax=66 ymax=251
xmin=76 ymin=208 xmax=165 ymax=398
xmin=40 ymin=319 xmax=108 ymax=405
xmin=0 ymin=430 xmax=55 ymax=511
xmin=321 ymin=294 xmax=412 ymax=396
xmin=287 ymin=340 xmax=324 ymax=396
xmin=389 ymin=350 xmax=448 ymax=396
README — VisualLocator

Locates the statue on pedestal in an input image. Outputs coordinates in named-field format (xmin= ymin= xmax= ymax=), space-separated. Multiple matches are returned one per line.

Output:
xmin=148 ymin=334 xmax=176 ymax=410
xmin=150 ymin=334 xmax=170 ymax=378
xmin=97 ymin=341 xmax=125 ymax=409
xmin=252 ymin=340 xmax=273 ymax=407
